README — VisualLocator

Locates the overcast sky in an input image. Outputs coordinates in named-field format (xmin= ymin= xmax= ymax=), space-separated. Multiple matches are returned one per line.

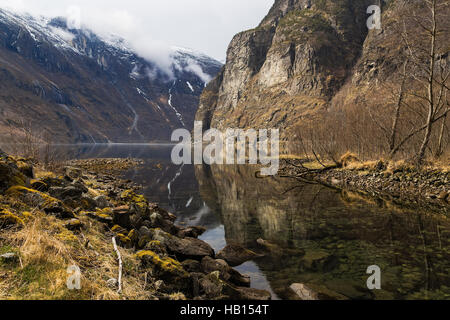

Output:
xmin=0 ymin=0 xmax=274 ymax=62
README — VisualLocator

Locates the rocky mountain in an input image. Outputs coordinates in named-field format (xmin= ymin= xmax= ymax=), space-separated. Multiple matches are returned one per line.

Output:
xmin=0 ymin=9 xmax=222 ymax=143
xmin=196 ymin=0 xmax=449 ymax=147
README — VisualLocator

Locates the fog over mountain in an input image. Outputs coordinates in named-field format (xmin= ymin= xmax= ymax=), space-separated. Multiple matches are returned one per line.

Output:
xmin=0 ymin=0 xmax=274 ymax=62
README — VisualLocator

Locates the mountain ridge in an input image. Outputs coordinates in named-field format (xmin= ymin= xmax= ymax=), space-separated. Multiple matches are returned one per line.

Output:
xmin=0 ymin=8 xmax=222 ymax=144
xmin=196 ymin=0 xmax=449 ymax=160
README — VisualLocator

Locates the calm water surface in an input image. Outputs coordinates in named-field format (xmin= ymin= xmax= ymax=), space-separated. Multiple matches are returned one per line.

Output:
xmin=55 ymin=144 xmax=450 ymax=300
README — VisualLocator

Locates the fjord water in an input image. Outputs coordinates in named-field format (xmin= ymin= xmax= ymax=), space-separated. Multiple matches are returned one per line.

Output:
xmin=59 ymin=144 xmax=450 ymax=300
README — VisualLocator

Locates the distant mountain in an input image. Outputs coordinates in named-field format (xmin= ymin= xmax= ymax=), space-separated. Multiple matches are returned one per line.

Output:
xmin=0 ymin=9 xmax=222 ymax=143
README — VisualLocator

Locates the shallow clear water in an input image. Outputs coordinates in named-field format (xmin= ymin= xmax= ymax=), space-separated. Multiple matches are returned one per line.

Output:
xmin=51 ymin=144 xmax=450 ymax=300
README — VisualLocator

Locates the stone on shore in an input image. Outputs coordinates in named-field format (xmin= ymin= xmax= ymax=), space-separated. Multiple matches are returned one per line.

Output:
xmin=217 ymin=244 xmax=263 ymax=267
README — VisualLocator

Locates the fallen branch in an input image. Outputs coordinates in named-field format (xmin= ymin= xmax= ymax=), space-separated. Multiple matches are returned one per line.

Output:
xmin=112 ymin=237 xmax=123 ymax=294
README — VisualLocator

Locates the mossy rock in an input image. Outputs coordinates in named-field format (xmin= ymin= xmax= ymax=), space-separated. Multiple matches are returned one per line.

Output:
xmin=135 ymin=250 xmax=190 ymax=291
xmin=87 ymin=209 xmax=113 ymax=225
xmin=111 ymin=224 xmax=128 ymax=235
xmin=0 ymin=208 xmax=25 ymax=228
xmin=65 ymin=219 xmax=84 ymax=231
xmin=6 ymin=186 xmax=59 ymax=208
xmin=116 ymin=233 xmax=132 ymax=248
xmin=16 ymin=161 xmax=34 ymax=179
xmin=144 ymin=240 xmax=167 ymax=255
xmin=0 ymin=161 xmax=27 ymax=193
xmin=120 ymin=190 xmax=148 ymax=215
xmin=301 ymin=249 xmax=337 ymax=272
xmin=30 ymin=180 xmax=49 ymax=192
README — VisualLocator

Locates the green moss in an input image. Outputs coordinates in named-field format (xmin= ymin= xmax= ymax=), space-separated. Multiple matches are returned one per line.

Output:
xmin=56 ymin=229 xmax=78 ymax=242
xmin=6 ymin=186 xmax=60 ymax=208
xmin=135 ymin=250 xmax=188 ymax=277
xmin=0 ymin=208 xmax=25 ymax=227
xmin=95 ymin=208 xmax=113 ymax=219
xmin=120 ymin=190 xmax=148 ymax=214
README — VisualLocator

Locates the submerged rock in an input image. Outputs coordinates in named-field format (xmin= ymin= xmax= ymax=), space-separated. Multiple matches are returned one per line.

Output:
xmin=289 ymin=283 xmax=348 ymax=300
xmin=197 ymin=272 xmax=270 ymax=300
xmin=301 ymin=249 xmax=337 ymax=272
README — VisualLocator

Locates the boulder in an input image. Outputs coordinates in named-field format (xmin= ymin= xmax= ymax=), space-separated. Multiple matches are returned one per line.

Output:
xmin=182 ymin=259 xmax=203 ymax=273
xmin=149 ymin=212 xmax=179 ymax=234
xmin=30 ymin=180 xmax=49 ymax=192
xmin=113 ymin=205 xmax=131 ymax=229
xmin=64 ymin=166 xmax=82 ymax=180
xmin=0 ymin=209 xmax=25 ymax=227
xmin=178 ymin=226 xmax=207 ymax=239
xmin=233 ymin=287 xmax=271 ymax=300
xmin=6 ymin=186 xmax=74 ymax=219
xmin=201 ymin=256 xmax=250 ymax=287
xmin=120 ymin=190 xmax=149 ymax=216
xmin=87 ymin=210 xmax=113 ymax=225
xmin=301 ymin=249 xmax=337 ymax=272
xmin=148 ymin=204 xmax=177 ymax=222
xmin=49 ymin=186 xmax=83 ymax=201
xmin=198 ymin=272 xmax=270 ymax=300
xmin=16 ymin=160 xmax=34 ymax=179
xmin=167 ymin=236 xmax=215 ymax=261
xmin=148 ymin=228 xmax=215 ymax=261
xmin=65 ymin=219 xmax=84 ymax=231
xmin=135 ymin=250 xmax=190 ymax=292
xmin=94 ymin=195 xmax=110 ymax=209
xmin=143 ymin=240 xmax=167 ymax=256
xmin=217 ymin=244 xmax=263 ymax=267
xmin=79 ymin=196 xmax=98 ymax=210
xmin=198 ymin=271 xmax=230 ymax=299
xmin=0 ymin=160 xmax=26 ymax=193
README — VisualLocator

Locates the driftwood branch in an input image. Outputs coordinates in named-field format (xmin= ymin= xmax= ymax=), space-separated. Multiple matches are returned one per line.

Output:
xmin=112 ymin=237 xmax=123 ymax=294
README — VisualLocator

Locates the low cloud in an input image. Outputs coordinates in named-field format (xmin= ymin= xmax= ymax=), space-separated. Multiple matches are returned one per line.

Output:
xmin=183 ymin=59 xmax=212 ymax=83
xmin=0 ymin=0 xmax=273 ymax=77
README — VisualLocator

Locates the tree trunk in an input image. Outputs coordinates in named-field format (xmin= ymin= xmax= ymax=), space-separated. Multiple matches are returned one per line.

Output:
xmin=435 ymin=113 xmax=447 ymax=158
xmin=416 ymin=0 xmax=437 ymax=165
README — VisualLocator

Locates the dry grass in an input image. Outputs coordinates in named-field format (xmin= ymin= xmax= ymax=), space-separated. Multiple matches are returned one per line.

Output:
xmin=0 ymin=210 xmax=151 ymax=300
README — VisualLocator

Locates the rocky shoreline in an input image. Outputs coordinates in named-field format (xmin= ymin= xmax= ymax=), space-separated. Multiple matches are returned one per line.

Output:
xmin=1 ymin=154 xmax=271 ymax=300
xmin=279 ymin=159 xmax=449 ymax=214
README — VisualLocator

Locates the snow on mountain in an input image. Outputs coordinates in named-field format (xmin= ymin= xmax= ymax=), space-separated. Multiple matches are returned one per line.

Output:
xmin=0 ymin=8 xmax=222 ymax=143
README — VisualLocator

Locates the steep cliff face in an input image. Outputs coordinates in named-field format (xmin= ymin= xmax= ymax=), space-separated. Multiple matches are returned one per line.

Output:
xmin=196 ymin=0 xmax=374 ymax=139
xmin=0 ymin=9 xmax=222 ymax=143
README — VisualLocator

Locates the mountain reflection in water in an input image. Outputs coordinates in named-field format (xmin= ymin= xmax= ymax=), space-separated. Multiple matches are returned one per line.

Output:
xmin=50 ymin=144 xmax=450 ymax=300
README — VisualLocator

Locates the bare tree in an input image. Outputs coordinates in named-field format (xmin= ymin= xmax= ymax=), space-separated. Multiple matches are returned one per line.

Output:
xmin=400 ymin=0 xmax=449 ymax=165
